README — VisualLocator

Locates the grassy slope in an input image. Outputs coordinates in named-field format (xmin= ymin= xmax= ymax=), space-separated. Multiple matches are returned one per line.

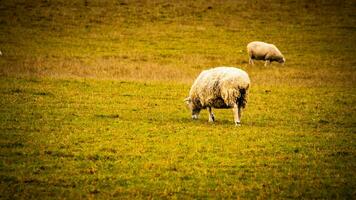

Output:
xmin=0 ymin=0 xmax=355 ymax=84
xmin=0 ymin=0 xmax=355 ymax=199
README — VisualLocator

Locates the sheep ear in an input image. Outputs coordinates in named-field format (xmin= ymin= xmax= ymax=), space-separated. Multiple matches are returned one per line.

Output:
xmin=184 ymin=97 xmax=191 ymax=104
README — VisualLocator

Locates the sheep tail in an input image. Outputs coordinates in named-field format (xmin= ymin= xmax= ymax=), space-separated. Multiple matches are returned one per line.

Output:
xmin=238 ymin=87 xmax=248 ymax=108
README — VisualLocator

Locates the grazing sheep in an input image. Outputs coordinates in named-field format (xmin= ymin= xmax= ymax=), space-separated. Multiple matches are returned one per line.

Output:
xmin=185 ymin=66 xmax=250 ymax=126
xmin=247 ymin=41 xmax=285 ymax=66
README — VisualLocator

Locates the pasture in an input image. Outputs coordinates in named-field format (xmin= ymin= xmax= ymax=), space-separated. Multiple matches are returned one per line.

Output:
xmin=0 ymin=0 xmax=355 ymax=199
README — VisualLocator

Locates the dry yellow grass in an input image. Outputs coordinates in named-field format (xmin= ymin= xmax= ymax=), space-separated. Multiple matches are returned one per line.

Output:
xmin=0 ymin=0 xmax=355 ymax=86
xmin=1 ymin=55 xmax=354 ymax=87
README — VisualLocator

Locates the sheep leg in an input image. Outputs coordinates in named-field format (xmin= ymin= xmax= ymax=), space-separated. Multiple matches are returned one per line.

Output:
xmin=238 ymin=104 xmax=242 ymax=124
xmin=249 ymin=57 xmax=254 ymax=65
xmin=207 ymin=107 xmax=215 ymax=122
xmin=264 ymin=60 xmax=270 ymax=66
xmin=233 ymin=103 xmax=241 ymax=126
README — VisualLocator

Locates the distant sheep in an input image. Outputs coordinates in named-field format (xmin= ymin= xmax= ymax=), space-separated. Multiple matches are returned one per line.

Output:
xmin=185 ymin=66 xmax=250 ymax=126
xmin=247 ymin=41 xmax=285 ymax=66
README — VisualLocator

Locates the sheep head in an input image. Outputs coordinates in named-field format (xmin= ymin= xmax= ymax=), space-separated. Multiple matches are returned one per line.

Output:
xmin=184 ymin=97 xmax=201 ymax=119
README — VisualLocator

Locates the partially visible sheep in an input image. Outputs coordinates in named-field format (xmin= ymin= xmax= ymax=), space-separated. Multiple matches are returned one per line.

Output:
xmin=247 ymin=41 xmax=285 ymax=66
xmin=185 ymin=66 xmax=250 ymax=126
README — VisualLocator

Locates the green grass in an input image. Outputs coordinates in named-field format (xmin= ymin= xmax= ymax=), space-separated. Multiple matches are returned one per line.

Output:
xmin=0 ymin=0 xmax=355 ymax=199
xmin=0 ymin=78 xmax=355 ymax=199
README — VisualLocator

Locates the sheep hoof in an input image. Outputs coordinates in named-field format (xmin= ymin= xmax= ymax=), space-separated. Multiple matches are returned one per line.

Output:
xmin=235 ymin=122 xmax=241 ymax=126
xmin=208 ymin=114 xmax=215 ymax=122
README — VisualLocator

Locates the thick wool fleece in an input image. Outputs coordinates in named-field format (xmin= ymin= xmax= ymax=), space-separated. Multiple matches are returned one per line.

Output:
xmin=188 ymin=66 xmax=250 ymax=110
xmin=247 ymin=41 xmax=285 ymax=62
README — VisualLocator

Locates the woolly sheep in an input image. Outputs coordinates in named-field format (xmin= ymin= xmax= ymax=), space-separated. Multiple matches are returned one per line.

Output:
xmin=185 ymin=66 xmax=250 ymax=126
xmin=247 ymin=41 xmax=285 ymax=66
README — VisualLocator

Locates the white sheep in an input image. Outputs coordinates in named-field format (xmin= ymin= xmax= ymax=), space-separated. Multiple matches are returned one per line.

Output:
xmin=247 ymin=41 xmax=285 ymax=66
xmin=185 ymin=66 xmax=250 ymax=126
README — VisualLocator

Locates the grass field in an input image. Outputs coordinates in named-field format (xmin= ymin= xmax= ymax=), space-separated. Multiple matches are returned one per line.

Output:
xmin=0 ymin=0 xmax=355 ymax=199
